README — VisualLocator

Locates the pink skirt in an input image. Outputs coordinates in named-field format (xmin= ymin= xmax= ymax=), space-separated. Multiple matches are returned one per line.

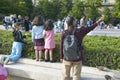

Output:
xmin=34 ymin=38 xmax=44 ymax=50
xmin=34 ymin=46 xmax=44 ymax=50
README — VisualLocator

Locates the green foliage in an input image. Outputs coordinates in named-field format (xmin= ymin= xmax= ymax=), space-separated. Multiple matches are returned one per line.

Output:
xmin=0 ymin=0 xmax=33 ymax=16
xmin=33 ymin=0 xmax=61 ymax=20
xmin=69 ymin=0 xmax=84 ymax=19
xmin=1 ymin=30 xmax=120 ymax=70
xmin=85 ymin=0 xmax=102 ymax=21
xmin=112 ymin=0 xmax=120 ymax=18
xmin=102 ymin=7 xmax=111 ymax=24
xmin=83 ymin=36 xmax=120 ymax=70
xmin=0 ymin=0 xmax=12 ymax=15
xmin=85 ymin=0 xmax=102 ymax=7
xmin=58 ymin=0 xmax=73 ymax=18
xmin=24 ymin=0 xmax=34 ymax=16
xmin=32 ymin=0 xmax=74 ymax=19
xmin=0 ymin=30 xmax=13 ymax=54
xmin=86 ymin=7 xmax=100 ymax=21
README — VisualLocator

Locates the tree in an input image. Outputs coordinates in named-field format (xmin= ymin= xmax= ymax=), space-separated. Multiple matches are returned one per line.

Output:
xmin=58 ymin=0 xmax=73 ymax=18
xmin=24 ymin=0 xmax=34 ymax=17
xmin=112 ymin=0 xmax=120 ymax=18
xmin=84 ymin=0 xmax=102 ymax=21
xmin=17 ymin=0 xmax=27 ymax=15
xmin=0 ymin=0 xmax=12 ymax=15
xmin=8 ymin=0 xmax=23 ymax=15
xmin=69 ymin=0 xmax=84 ymax=19
xmin=102 ymin=7 xmax=111 ymax=24
xmin=38 ymin=0 xmax=56 ymax=19
xmin=33 ymin=0 xmax=62 ymax=20
xmin=0 ymin=0 xmax=33 ymax=16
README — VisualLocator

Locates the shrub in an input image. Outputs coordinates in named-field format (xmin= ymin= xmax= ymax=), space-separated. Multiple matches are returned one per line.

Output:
xmin=0 ymin=30 xmax=120 ymax=70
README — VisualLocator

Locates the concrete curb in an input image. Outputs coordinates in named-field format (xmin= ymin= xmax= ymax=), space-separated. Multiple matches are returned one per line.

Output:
xmin=0 ymin=55 xmax=119 ymax=80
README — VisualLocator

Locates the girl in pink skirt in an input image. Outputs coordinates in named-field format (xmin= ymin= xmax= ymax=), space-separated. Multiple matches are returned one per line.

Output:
xmin=32 ymin=15 xmax=45 ymax=61
xmin=43 ymin=19 xmax=55 ymax=63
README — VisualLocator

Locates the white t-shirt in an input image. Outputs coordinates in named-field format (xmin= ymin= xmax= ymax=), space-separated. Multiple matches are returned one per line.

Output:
xmin=32 ymin=25 xmax=44 ymax=41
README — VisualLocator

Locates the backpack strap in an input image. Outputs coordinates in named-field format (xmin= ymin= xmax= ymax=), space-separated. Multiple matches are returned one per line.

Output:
xmin=72 ymin=27 xmax=77 ymax=35
xmin=63 ymin=27 xmax=77 ymax=36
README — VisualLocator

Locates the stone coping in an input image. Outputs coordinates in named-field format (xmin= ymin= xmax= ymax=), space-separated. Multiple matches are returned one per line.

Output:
xmin=17 ymin=58 xmax=115 ymax=76
xmin=0 ymin=55 xmax=120 ymax=80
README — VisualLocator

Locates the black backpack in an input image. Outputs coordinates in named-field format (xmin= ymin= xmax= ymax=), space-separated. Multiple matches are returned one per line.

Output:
xmin=63 ymin=28 xmax=80 ymax=61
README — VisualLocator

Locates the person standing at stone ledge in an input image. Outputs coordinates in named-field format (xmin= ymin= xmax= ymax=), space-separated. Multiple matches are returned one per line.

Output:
xmin=43 ymin=19 xmax=55 ymax=63
xmin=60 ymin=15 xmax=104 ymax=80
xmin=32 ymin=15 xmax=45 ymax=62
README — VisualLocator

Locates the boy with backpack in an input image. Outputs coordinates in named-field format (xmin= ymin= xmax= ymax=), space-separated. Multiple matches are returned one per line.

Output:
xmin=60 ymin=15 xmax=104 ymax=80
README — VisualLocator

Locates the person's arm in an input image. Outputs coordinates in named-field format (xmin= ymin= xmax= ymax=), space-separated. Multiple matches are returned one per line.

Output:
xmin=42 ymin=30 xmax=45 ymax=37
xmin=31 ymin=27 xmax=35 ymax=42
xmin=96 ymin=16 xmax=104 ymax=24
xmin=19 ymin=31 xmax=27 ymax=44
xmin=80 ymin=16 xmax=104 ymax=36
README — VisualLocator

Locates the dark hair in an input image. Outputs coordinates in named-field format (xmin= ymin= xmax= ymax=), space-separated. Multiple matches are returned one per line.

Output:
xmin=44 ymin=19 xmax=54 ymax=30
xmin=32 ymin=15 xmax=44 ymax=26
xmin=13 ymin=22 xmax=21 ymax=31
xmin=14 ymin=22 xmax=21 ymax=27
xmin=66 ymin=15 xmax=75 ymax=28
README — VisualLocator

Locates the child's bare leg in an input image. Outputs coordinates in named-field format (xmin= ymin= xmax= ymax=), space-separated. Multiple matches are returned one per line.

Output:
xmin=49 ymin=49 xmax=53 ymax=61
xmin=35 ymin=50 xmax=39 ymax=61
xmin=45 ymin=49 xmax=49 ymax=61
xmin=39 ymin=50 xmax=43 ymax=61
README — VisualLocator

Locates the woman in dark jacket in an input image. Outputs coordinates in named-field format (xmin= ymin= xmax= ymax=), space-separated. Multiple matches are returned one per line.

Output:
xmin=24 ymin=16 xmax=30 ymax=31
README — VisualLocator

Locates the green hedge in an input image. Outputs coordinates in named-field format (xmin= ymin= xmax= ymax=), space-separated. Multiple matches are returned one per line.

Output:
xmin=0 ymin=30 xmax=120 ymax=70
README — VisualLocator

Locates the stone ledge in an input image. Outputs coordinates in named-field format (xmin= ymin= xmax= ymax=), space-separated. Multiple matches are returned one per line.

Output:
xmin=0 ymin=55 xmax=119 ymax=80
xmin=5 ymin=63 xmax=106 ymax=80
xmin=6 ymin=63 xmax=61 ymax=80
xmin=17 ymin=58 xmax=114 ymax=77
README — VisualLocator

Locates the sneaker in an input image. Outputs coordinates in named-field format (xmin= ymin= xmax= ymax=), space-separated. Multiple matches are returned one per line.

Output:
xmin=45 ymin=60 xmax=49 ymax=62
xmin=4 ymin=57 xmax=10 ymax=65
xmin=36 ymin=59 xmax=39 ymax=62
xmin=50 ymin=60 xmax=55 ymax=63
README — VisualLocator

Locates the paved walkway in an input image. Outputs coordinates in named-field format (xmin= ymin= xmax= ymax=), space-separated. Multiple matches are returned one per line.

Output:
xmin=1 ymin=25 xmax=120 ymax=37
xmin=0 ymin=25 xmax=13 ymax=31
xmin=88 ymin=29 xmax=120 ymax=37
xmin=0 ymin=25 xmax=5 ymax=30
